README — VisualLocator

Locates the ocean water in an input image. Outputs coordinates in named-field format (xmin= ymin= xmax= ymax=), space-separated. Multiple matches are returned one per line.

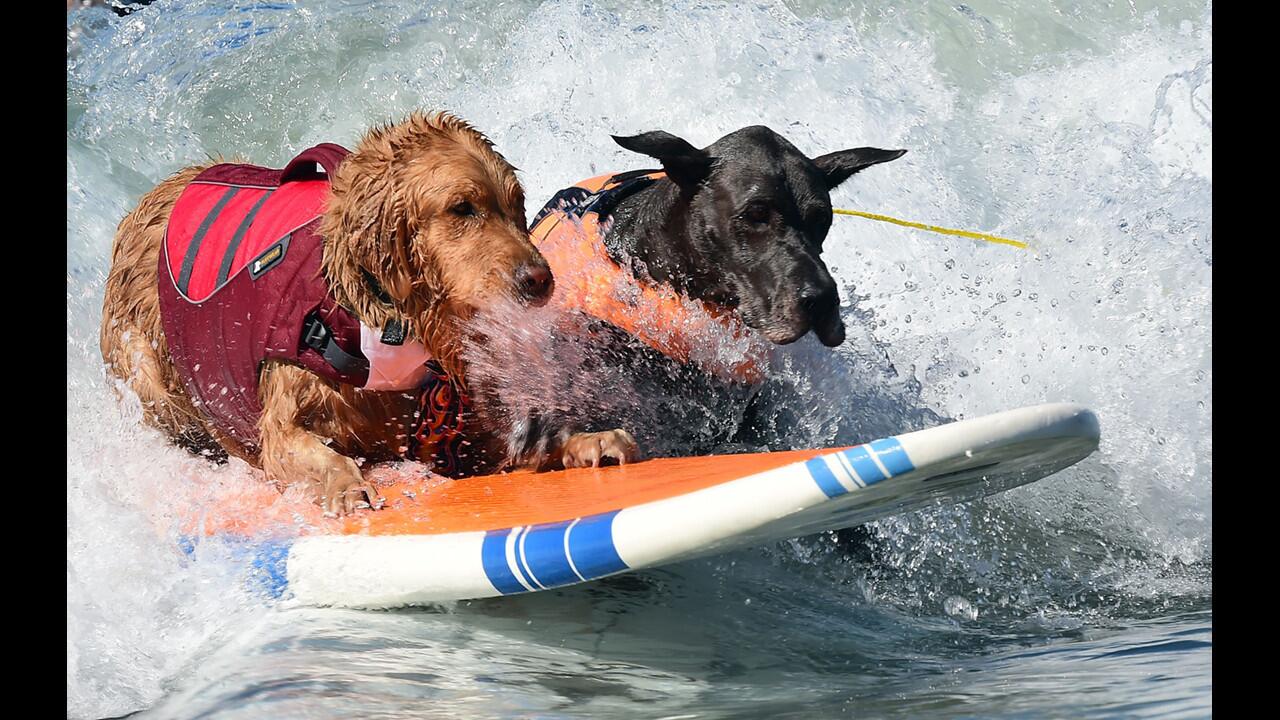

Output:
xmin=67 ymin=1 xmax=1211 ymax=718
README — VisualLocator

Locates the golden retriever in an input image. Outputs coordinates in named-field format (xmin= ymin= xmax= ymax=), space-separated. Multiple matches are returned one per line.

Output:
xmin=100 ymin=111 xmax=638 ymax=516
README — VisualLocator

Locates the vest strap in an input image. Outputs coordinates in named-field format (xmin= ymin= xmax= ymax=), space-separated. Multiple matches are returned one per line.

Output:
xmin=302 ymin=314 xmax=369 ymax=376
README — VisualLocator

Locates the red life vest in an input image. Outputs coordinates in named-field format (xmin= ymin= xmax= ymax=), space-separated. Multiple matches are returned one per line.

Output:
xmin=157 ymin=144 xmax=461 ymax=461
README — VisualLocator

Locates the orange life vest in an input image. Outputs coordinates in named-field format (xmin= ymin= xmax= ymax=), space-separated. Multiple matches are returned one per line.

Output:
xmin=529 ymin=172 xmax=767 ymax=384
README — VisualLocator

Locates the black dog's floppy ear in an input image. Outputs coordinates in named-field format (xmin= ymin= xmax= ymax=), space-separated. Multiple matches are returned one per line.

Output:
xmin=612 ymin=131 xmax=713 ymax=189
xmin=812 ymin=147 xmax=907 ymax=189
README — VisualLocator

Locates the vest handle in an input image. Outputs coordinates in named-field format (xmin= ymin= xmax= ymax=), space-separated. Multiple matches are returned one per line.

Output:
xmin=280 ymin=143 xmax=351 ymax=184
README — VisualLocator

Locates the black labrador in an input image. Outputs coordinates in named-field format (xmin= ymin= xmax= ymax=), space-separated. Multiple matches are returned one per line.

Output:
xmin=478 ymin=125 xmax=907 ymax=468
xmin=604 ymin=126 xmax=905 ymax=349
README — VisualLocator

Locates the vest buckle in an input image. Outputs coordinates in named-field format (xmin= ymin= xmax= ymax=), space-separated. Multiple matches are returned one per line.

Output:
xmin=302 ymin=315 xmax=331 ymax=351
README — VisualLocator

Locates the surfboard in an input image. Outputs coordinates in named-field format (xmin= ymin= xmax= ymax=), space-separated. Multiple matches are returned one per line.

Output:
xmin=182 ymin=402 xmax=1099 ymax=607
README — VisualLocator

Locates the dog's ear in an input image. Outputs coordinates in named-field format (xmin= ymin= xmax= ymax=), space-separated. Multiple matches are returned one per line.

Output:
xmin=329 ymin=162 xmax=417 ymax=305
xmin=812 ymin=147 xmax=907 ymax=189
xmin=612 ymin=131 xmax=713 ymax=189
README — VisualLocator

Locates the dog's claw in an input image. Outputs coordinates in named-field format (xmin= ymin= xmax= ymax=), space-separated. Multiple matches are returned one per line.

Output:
xmin=562 ymin=429 xmax=641 ymax=469
xmin=322 ymin=478 xmax=385 ymax=517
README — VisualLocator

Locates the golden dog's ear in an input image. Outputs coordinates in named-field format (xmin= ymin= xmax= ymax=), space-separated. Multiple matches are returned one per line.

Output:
xmin=328 ymin=160 xmax=419 ymax=306
xmin=371 ymin=190 xmax=417 ymax=303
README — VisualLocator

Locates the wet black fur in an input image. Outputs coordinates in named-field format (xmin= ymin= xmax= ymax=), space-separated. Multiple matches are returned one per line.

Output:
xmin=484 ymin=126 xmax=907 ymax=470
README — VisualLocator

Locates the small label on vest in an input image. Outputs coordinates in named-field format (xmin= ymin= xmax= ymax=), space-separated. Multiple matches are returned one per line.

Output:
xmin=249 ymin=235 xmax=290 ymax=279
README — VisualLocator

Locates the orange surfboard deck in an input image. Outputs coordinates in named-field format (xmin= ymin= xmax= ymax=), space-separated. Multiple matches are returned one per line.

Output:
xmin=196 ymin=447 xmax=843 ymax=538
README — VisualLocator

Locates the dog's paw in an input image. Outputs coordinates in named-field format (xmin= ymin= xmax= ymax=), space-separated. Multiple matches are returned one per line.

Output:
xmin=562 ymin=429 xmax=641 ymax=468
xmin=319 ymin=458 xmax=386 ymax=517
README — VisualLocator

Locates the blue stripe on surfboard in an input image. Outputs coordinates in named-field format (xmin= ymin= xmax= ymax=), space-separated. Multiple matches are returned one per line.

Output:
xmin=177 ymin=535 xmax=292 ymax=599
xmin=806 ymin=456 xmax=847 ymax=498
xmin=840 ymin=444 xmax=886 ymax=486
xmin=809 ymin=439 xmax=915 ymax=493
xmin=514 ymin=527 xmax=544 ymax=589
xmin=522 ymin=521 xmax=580 ymax=588
xmin=249 ymin=540 xmax=291 ymax=599
xmin=483 ymin=511 xmax=628 ymax=595
xmin=481 ymin=528 xmax=527 ymax=595
xmin=869 ymin=438 xmax=915 ymax=477
xmin=566 ymin=510 xmax=627 ymax=581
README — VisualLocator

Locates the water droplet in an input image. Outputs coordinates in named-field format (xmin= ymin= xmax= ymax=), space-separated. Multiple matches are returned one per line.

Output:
xmin=944 ymin=596 xmax=978 ymax=621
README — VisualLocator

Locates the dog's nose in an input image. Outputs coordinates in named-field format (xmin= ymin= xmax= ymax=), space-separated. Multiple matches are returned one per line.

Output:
xmin=516 ymin=262 xmax=554 ymax=305
xmin=798 ymin=281 xmax=838 ymax=317
xmin=800 ymin=279 xmax=846 ymax=346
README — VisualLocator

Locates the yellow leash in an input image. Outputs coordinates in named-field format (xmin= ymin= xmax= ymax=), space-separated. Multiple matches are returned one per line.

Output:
xmin=833 ymin=208 xmax=1028 ymax=250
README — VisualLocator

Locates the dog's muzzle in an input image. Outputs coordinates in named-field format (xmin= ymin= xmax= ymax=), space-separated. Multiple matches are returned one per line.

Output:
xmin=516 ymin=261 xmax=555 ymax=305
xmin=800 ymin=282 xmax=845 ymax=347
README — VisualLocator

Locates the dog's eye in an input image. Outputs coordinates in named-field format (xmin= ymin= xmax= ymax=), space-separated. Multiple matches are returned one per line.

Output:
xmin=743 ymin=204 xmax=770 ymax=225
xmin=451 ymin=201 xmax=477 ymax=217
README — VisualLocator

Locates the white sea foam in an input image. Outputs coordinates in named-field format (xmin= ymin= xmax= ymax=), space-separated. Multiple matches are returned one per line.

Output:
xmin=67 ymin=2 xmax=1210 ymax=717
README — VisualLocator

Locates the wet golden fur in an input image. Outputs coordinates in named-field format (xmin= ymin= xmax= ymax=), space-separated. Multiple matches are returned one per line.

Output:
xmin=101 ymin=111 xmax=637 ymax=515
